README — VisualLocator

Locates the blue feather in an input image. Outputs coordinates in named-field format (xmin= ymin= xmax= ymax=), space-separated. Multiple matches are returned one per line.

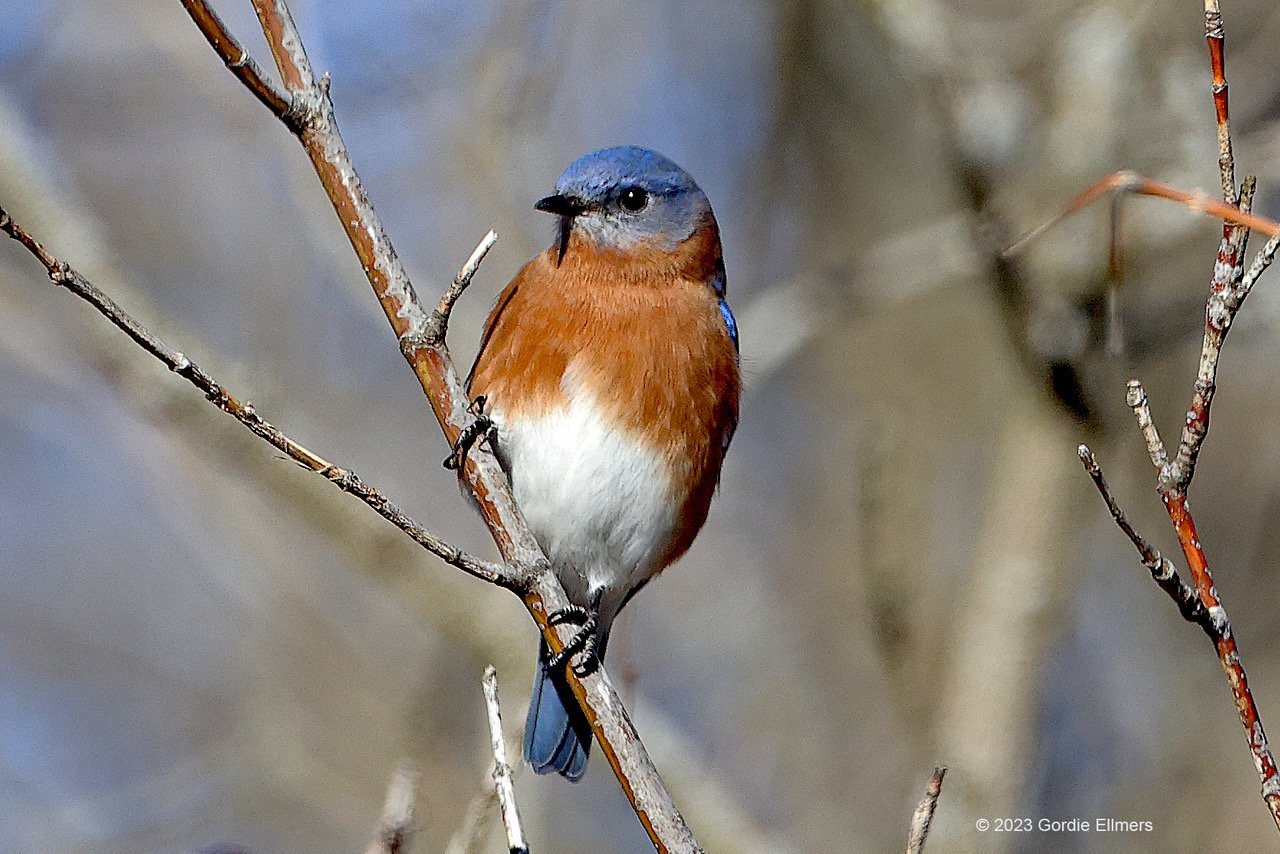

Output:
xmin=719 ymin=298 xmax=738 ymax=353
xmin=524 ymin=641 xmax=591 ymax=781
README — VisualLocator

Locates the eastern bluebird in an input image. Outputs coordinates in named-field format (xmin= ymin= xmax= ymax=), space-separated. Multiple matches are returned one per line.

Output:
xmin=464 ymin=146 xmax=740 ymax=780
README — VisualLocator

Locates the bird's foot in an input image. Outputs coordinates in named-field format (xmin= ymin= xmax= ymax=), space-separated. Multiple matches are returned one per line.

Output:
xmin=546 ymin=605 xmax=600 ymax=678
xmin=443 ymin=395 xmax=495 ymax=470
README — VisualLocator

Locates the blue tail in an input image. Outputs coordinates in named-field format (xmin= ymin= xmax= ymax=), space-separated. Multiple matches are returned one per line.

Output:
xmin=524 ymin=640 xmax=594 ymax=781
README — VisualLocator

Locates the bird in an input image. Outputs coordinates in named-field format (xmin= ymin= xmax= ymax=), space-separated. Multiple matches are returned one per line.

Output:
xmin=462 ymin=146 xmax=740 ymax=781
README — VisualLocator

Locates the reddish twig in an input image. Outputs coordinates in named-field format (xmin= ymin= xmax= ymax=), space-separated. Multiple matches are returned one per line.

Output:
xmin=1064 ymin=2 xmax=1280 ymax=831
xmin=905 ymin=766 xmax=946 ymax=854
xmin=1077 ymin=445 xmax=1209 ymax=633
xmin=182 ymin=2 xmax=701 ymax=850
xmin=1205 ymin=0 xmax=1234 ymax=200
xmin=0 ymin=205 xmax=507 ymax=587
xmin=180 ymin=0 xmax=294 ymax=124
xmin=1003 ymin=170 xmax=1280 ymax=259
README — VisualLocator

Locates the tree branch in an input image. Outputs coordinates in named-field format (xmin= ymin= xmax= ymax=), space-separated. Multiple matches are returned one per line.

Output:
xmin=1064 ymin=2 xmax=1280 ymax=832
xmin=1076 ymin=445 xmax=1210 ymax=634
xmin=905 ymin=766 xmax=945 ymax=854
xmin=482 ymin=667 xmax=529 ymax=854
xmin=1004 ymin=170 xmax=1280 ymax=259
xmin=0 ymin=205 xmax=508 ymax=587
xmin=181 ymin=2 xmax=700 ymax=849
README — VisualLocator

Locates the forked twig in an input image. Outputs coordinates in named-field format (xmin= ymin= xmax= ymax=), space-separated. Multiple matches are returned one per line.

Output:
xmin=177 ymin=2 xmax=699 ymax=850
xmin=1045 ymin=1 xmax=1280 ymax=832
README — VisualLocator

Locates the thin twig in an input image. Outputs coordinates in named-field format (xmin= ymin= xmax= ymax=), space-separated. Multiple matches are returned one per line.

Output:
xmin=905 ymin=766 xmax=945 ymax=854
xmin=1168 ymin=179 xmax=1254 ymax=492
xmin=1064 ymin=0 xmax=1280 ymax=829
xmin=1205 ymin=0 xmax=1234 ymax=200
xmin=180 ymin=0 xmax=295 ymax=125
xmin=1124 ymin=380 xmax=1169 ymax=475
xmin=1077 ymin=446 xmax=1210 ymax=634
xmin=1069 ymin=3 xmax=1280 ymax=830
xmin=182 ymin=3 xmax=701 ymax=850
xmin=364 ymin=762 xmax=421 ymax=854
xmin=483 ymin=667 xmax=529 ymax=854
xmin=1003 ymin=170 xmax=1280 ymax=258
xmin=426 ymin=229 xmax=498 ymax=347
xmin=0 ymin=205 xmax=509 ymax=587
xmin=1240 ymin=233 xmax=1280 ymax=299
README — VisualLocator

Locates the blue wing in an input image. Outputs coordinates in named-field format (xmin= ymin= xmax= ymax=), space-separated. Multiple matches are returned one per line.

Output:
xmin=718 ymin=298 xmax=738 ymax=354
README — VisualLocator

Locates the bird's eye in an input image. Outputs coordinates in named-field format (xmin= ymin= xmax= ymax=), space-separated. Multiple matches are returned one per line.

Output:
xmin=618 ymin=186 xmax=649 ymax=212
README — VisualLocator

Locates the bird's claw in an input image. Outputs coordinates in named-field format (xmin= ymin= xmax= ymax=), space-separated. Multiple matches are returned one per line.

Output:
xmin=546 ymin=605 xmax=600 ymax=677
xmin=443 ymin=395 xmax=495 ymax=470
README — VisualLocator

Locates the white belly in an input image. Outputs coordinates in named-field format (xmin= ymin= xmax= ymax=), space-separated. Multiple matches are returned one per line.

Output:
xmin=492 ymin=388 xmax=677 ymax=618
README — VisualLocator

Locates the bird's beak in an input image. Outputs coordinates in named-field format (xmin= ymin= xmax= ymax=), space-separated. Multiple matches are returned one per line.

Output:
xmin=534 ymin=193 xmax=587 ymax=217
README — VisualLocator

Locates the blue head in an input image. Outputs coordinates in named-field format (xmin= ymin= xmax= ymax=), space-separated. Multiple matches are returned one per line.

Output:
xmin=535 ymin=146 xmax=714 ymax=255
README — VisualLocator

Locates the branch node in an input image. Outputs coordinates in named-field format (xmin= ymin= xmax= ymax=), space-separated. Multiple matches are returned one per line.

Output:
xmin=1114 ymin=168 xmax=1143 ymax=194
xmin=398 ymin=328 xmax=433 ymax=359
xmin=1205 ymin=8 xmax=1225 ymax=41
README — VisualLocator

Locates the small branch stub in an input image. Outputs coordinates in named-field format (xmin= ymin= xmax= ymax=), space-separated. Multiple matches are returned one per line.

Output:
xmin=483 ymin=666 xmax=529 ymax=854
xmin=906 ymin=766 xmax=946 ymax=854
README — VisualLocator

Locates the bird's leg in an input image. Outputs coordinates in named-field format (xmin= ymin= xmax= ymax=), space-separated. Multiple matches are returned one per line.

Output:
xmin=546 ymin=597 xmax=602 ymax=678
xmin=443 ymin=394 xmax=495 ymax=470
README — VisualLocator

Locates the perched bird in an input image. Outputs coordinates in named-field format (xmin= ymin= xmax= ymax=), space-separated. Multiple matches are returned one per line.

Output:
xmin=465 ymin=146 xmax=740 ymax=781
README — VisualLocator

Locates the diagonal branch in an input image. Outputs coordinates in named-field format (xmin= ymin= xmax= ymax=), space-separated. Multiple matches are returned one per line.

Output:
xmin=905 ymin=766 xmax=946 ymax=854
xmin=0 ymin=205 xmax=507 ymax=587
xmin=1003 ymin=170 xmax=1280 ymax=259
xmin=1067 ymin=1 xmax=1280 ymax=832
xmin=182 ymin=2 xmax=700 ymax=850
xmin=180 ymin=0 xmax=294 ymax=124
xmin=1076 ymin=445 xmax=1210 ymax=634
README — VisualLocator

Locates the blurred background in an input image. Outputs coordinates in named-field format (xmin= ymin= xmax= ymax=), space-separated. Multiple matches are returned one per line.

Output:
xmin=3 ymin=1 xmax=1280 ymax=851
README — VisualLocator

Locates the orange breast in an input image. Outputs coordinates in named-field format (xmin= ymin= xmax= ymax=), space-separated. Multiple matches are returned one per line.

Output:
xmin=469 ymin=222 xmax=740 ymax=569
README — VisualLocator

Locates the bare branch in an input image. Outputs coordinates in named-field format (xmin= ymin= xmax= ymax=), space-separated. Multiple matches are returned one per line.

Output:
xmin=1204 ymin=0 xmax=1234 ymax=200
xmin=482 ymin=667 xmax=529 ymax=854
xmin=1169 ymin=179 xmax=1254 ymax=491
xmin=1240 ymin=233 xmax=1280 ymax=300
xmin=905 ymin=766 xmax=945 ymax=854
xmin=180 ymin=0 xmax=294 ymax=124
xmin=1076 ymin=446 xmax=1210 ymax=634
xmin=0 ymin=205 xmax=509 ymax=587
xmin=365 ymin=762 xmax=421 ymax=854
xmin=1003 ymin=170 xmax=1280 ymax=258
xmin=182 ymin=3 xmax=701 ymax=849
xmin=1069 ymin=4 xmax=1280 ymax=831
xmin=1124 ymin=380 xmax=1169 ymax=477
